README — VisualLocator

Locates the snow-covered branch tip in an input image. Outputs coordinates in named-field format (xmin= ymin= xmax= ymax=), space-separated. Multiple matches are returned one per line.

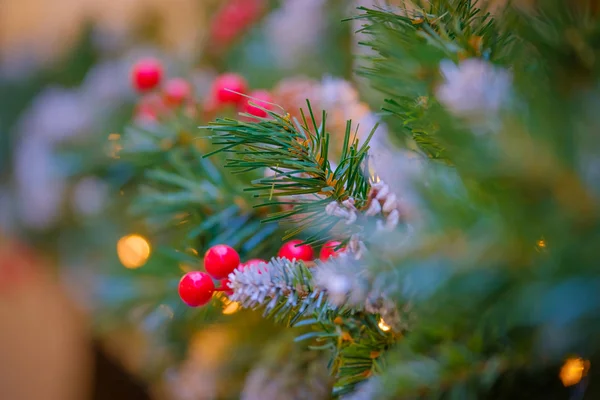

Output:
xmin=227 ymin=253 xmax=410 ymax=332
xmin=325 ymin=179 xmax=404 ymax=231
xmin=312 ymin=253 xmax=409 ymax=332
xmin=227 ymin=257 xmax=326 ymax=320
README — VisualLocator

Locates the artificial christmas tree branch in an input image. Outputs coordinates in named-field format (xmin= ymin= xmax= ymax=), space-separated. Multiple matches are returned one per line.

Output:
xmin=91 ymin=1 xmax=600 ymax=398
xmin=204 ymin=103 xmax=377 ymax=243
xmin=227 ymin=255 xmax=404 ymax=395
xmin=116 ymin=115 xmax=284 ymax=269
xmin=354 ymin=1 xmax=512 ymax=160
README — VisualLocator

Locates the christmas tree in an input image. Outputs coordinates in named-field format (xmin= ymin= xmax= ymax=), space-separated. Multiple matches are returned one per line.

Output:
xmin=108 ymin=0 xmax=600 ymax=397
xmin=7 ymin=0 xmax=600 ymax=398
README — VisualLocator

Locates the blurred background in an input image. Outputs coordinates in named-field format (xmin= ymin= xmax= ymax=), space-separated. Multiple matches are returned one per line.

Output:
xmin=0 ymin=0 xmax=600 ymax=400
xmin=0 ymin=1 xmax=369 ymax=399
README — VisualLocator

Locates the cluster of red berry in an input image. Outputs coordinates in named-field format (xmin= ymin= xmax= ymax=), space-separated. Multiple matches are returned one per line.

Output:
xmin=208 ymin=73 xmax=275 ymax=118
xmin=131 ymin=58 xmax=193 ymax=123
xmin=178 ymin=240 xmax=344 ymax=307
xmin=209 ymin=0 xmax=264 ymax=49
xmin=130 ymin=58 xmax=275 ymax=122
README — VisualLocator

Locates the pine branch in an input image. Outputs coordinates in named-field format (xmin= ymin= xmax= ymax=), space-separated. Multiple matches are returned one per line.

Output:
xmin=227 ymin=257 xmax=329 ymax=326
xmin=353 ymin=1 xmax=512 ymax=160
xmin=227 ymin=255 xmax=404 ymax=395
xmin=227 ymin=248 xmax=410 ymax=331
xmin=203 ymin=104 xmax=377 ymax=242
xmin=117 ymin=118 xmax=282 ymax=262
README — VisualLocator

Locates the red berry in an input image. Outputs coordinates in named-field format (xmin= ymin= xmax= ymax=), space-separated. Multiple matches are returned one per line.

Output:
xmin=240 ymin=258 xmax=268 ymax=274
xmin=278 ymin=240 xmax=314 ymax=262
xmin=241 ymin=90 xmax=274 ymax=118
xmin=320 ymin=241 xmax=344 ymax=261
xmin=178 ymin=271 xmax=215 ymax=307
xmin=241 ymin=258 xmax=267 ymax=268
xmin=209 ymin=0 xmax=262 ymax=46
xmin=204 ymin=244 xmax=240 ymax=279
xmin=211 ymin=73 xmax=248 ymax=105
xmin=163 ymin=78 xmax=192 ymax=106
xmin=131 ymin=58 xmax=163 ymax=92
xmin=220 ymin=277 xmax=234 ymax=295
xmin=220 ymin=258 xmax=266 ymax=295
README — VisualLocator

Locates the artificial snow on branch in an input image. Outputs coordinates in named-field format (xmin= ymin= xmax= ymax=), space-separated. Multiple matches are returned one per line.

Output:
xmin=436 ymin=58 xmax=512 ymax=132
xmin=227 ymin=252 xmax=409 ymax=331
xmin=325 ymin=179 xmax=404 ymax=232
xmin=204 ymin=103 xmax=378 ymax=241
xmin=354 ymin=2 xmax=511 ymax=160
xmin=227 ymin=257 xmax=327 ymax=324
xmin=312 ymin=253 xmax=408 ymax=332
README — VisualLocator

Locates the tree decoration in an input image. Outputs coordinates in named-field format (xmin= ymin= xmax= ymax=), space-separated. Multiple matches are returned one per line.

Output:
xmin=241 ymin=259 xmax=268 ymax=269
xmin=435 ymin=58 xmax=511 ymax=131
xmin=220 ymin=277 xmax=234 ymax=296
xmin=226 ymin=258 xmax=321 ymax=316
xmin=178 ymin=271 xmax=215 ymax=307
xmin=204 ymin=102 xmax=377 ymax=243
xmin=211 ymin=73 xmax=248 ymax=105
xmin=319 ymin=240 xmax=343 ymax=261
xmin=204 ymin=244 xmax=241 ymax=279
xmin=209 ymin=0 xmax=265 ymax=49
xmin=116 ymin=234 xmax=151 ymax=269
xmin=131 ymin=58 xmax=163 ymax=92
xmin=241 ymin=90 xmax=275 ymax=118
xmin=559 ymin=358 xmax=590 ymax=387
xmin=104 ymin=1 xmax=600 ymax=398
xmin=312 ymin=253 xmax=407 ymax=332
xmin=277 ymin=240 xmax=314 ymax=262
xmin=324 ymin=180 xmax=403 ymax=232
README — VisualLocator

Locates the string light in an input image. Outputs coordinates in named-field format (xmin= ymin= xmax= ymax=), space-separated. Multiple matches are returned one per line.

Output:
xmin=222 ymin=301 xmax=241 ymax=315
xmin=221 ymin=296 xmax=241 ymax=315
xmin=364 ymin=155 xmax=381 ymax=184
xmin=559 ymin=357 xmax=590 ymax=387
xmin=537 ymin=239 xmax=546 ymax=249
xmin=117 ymin=234 xmax=151 ymax=269
xmin=378 ymin=318 xmax=391 ymax=332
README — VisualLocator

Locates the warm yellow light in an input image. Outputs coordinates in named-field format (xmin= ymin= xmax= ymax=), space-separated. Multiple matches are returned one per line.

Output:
xmin=117 ymin=234 xmax=151 ymax=269
xmin=560 ymin=358 xmax=589 ymax=387
xmin=378 ymin=318 xmax=391 ymax=332
xmin=367 ymin=156 xmax=381 ymax=184
xmin=222 ymin=301 xmax=241 ymax=315
xmin=537 ymin=239 xmax=546 ymax=248
xmin=109 ymin=143 xmax=123 ymax=159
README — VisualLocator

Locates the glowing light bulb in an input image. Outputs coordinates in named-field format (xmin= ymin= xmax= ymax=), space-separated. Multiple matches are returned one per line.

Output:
xmin=560 ymin=358 xmax=589 ymax=387
xmin=222 ymin=301 xmax=241 ymax=315
xmin=117 ymin=234 xmax=151 ymax=269
xmin=378 ymin=318 xmax=391 ymax=332
xmin=537 ymin=239 xmax=546 ymax=248
xmin=367 ymin=156 xmax=380 ymax=184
